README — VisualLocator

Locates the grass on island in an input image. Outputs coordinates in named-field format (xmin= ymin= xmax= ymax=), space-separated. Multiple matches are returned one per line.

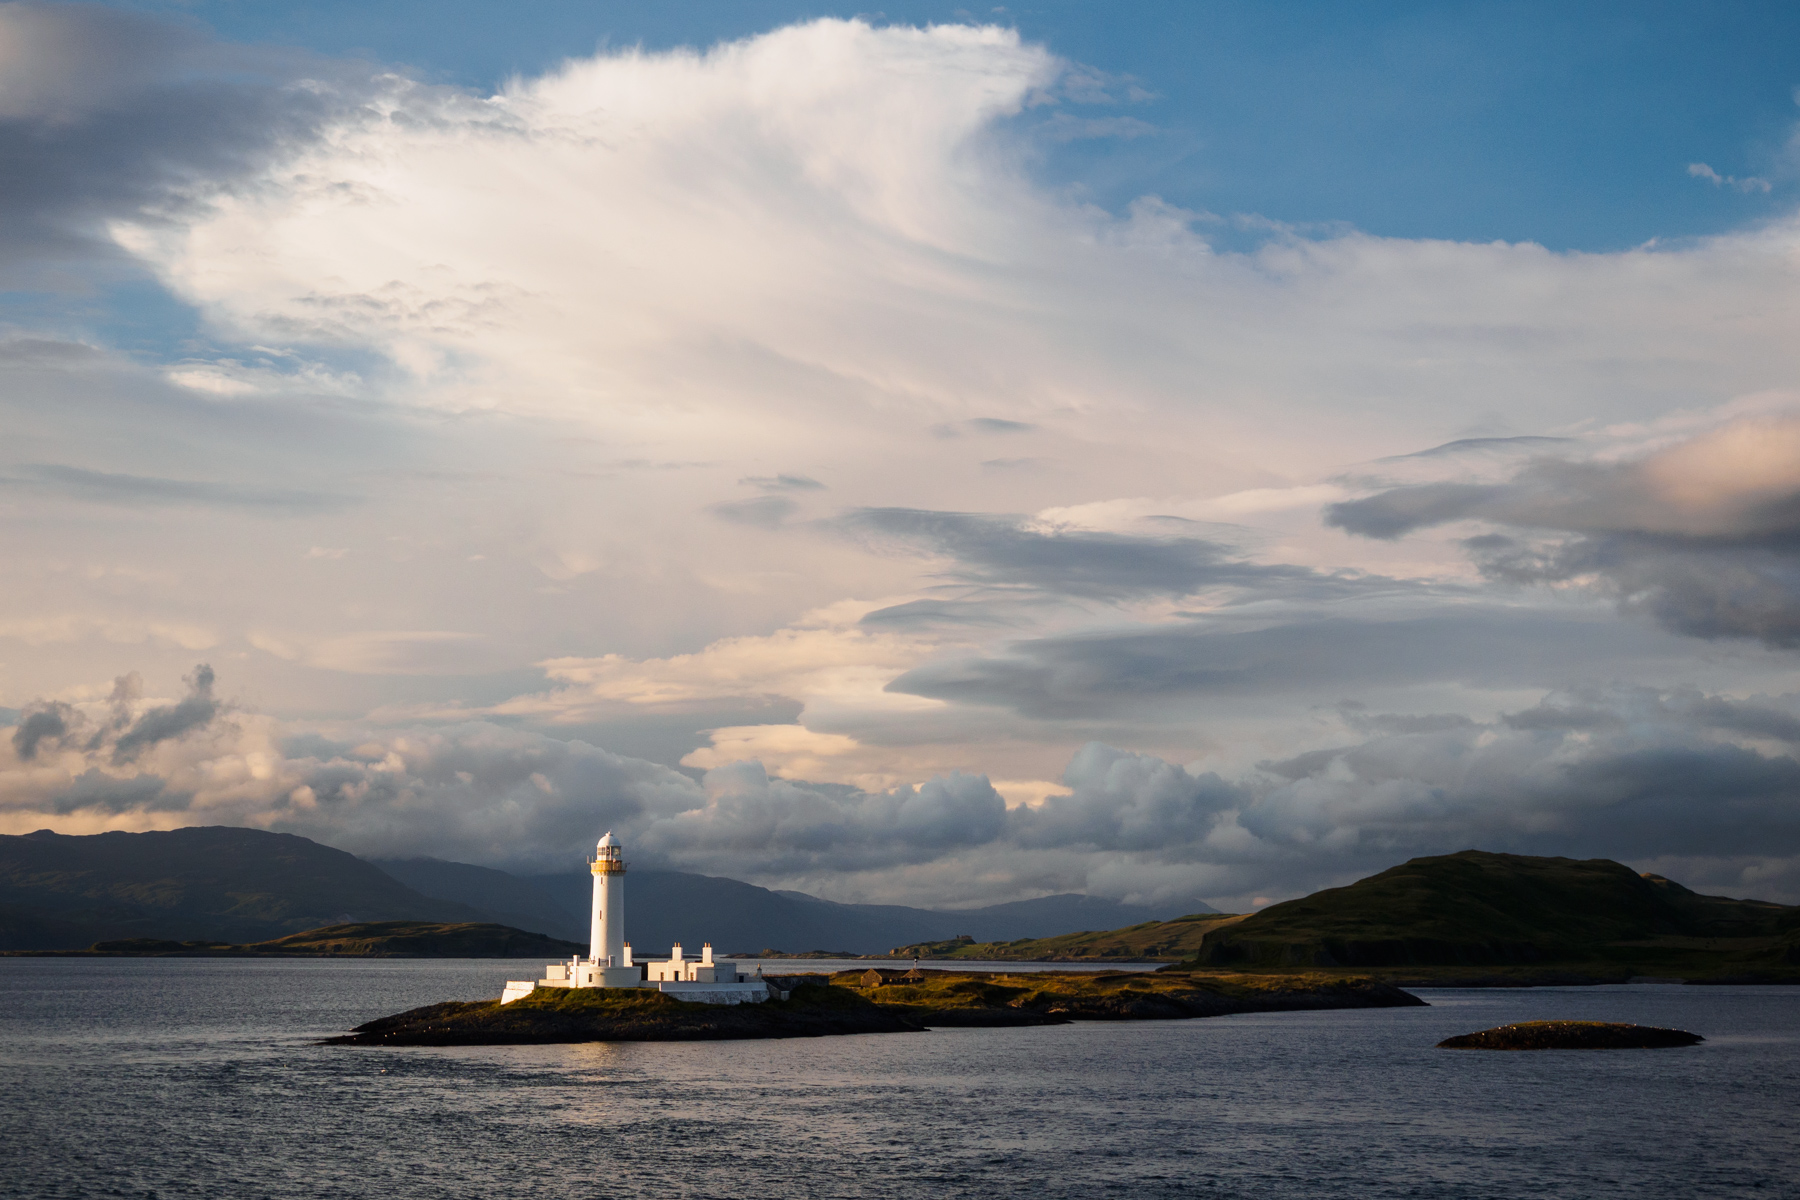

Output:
xmin=824 ymin=965 xmax=1422 ymax=1024
xmin=889 ymin=912 xmax=1246 ymax=963
xmin=337 ymin=977 xmax=924 ymax=1044
xmin=504 ymin=979 xmax=874 ymax=1019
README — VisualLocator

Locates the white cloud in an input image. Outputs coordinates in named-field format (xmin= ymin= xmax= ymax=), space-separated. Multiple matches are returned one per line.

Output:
xmin=515 ymin=599 xmax=942 ymax=712
xmin=1688 ymin=161 xmax=1773 ymax=194
xmin=120 ymin=19 xmax=1800 ymax=487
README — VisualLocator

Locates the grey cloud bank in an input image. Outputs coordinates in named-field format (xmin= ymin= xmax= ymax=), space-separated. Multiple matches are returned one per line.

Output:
xmin=0 ymin=3 xmax=352 ymax=281
xmin=844 ymin=507 xmax=1380 ymax=603
xmin=886 ymin=609 xmax=1678 ymax=719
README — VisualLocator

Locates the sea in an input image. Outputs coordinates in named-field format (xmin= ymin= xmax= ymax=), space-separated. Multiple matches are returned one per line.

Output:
xmin=2 ymin=958 xmax=1795 ymax=1199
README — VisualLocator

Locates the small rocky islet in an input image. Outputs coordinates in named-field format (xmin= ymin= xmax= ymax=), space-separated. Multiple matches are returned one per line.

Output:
xmin=1437 ymin=1020 xmax=1703 ymax=1050
xmin=330 ymin=967 xmax=1426 ymax=1045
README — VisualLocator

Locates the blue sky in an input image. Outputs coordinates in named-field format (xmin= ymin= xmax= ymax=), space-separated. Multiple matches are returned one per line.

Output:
xmin=6 ymin=2 xmax=1800 ymax=907
xmin=117 ymin=0 xmax=1800 ymax=249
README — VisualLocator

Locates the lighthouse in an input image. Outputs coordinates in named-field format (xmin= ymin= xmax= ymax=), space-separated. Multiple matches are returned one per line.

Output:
xmin=499 ymin=829 xmax=771 ymax=1004
xmin=590 ymin=830 xmax=625 ymax=966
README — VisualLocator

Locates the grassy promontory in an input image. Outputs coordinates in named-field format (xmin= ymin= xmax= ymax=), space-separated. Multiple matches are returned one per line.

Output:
xmin=889 ymin=913 xmax=1243 ymax=963
xmin=330 ymin=967 xmax=1424 ymax=1045
xmin=833 ymin=967 xmax=1423 ymax=1025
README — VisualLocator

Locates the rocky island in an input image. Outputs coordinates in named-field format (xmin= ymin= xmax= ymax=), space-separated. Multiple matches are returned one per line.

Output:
xmin=1438 ymin=1021 xmax=1704 ymax=1050
xmin=331 ymin=966 xmax=1424 ymax=1045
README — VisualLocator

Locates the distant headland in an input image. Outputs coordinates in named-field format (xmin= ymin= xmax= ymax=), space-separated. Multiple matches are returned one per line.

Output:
xmin=1180 ymin=849 xmax=1800 ymax=985
xmin=879 ymin=850 xmax=1800 ymax=984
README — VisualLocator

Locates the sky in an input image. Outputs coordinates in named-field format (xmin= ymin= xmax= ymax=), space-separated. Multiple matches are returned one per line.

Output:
xmin=4 ymin=1 xmax=1800 ymax=911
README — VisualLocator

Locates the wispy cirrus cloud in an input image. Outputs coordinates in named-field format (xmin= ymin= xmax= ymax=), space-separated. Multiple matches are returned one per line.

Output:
xmin=1 ymin=463 xmax=353 ymax=512
xmin=1328 ymin=416 xmax=1800 ymax=646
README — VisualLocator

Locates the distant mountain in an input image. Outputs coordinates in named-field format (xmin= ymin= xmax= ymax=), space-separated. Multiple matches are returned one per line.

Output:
xmin=0 ymin=828 xmax=486 ymax=950
xmin=519 ymin=869 xmax=1218 ymax=955
xmin=91 ymin=921 xmax=585 ymax=958
xmin=1195 ymin=849 xmax=1800 ymax=973
xmin=0 ymin=824 xmax=1221 ymax=955
xmin=370 ymin=857 xmax=584 ymax=940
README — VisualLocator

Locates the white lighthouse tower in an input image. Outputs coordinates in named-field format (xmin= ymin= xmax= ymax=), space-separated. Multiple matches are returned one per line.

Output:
xmin=558 ymin=831 xmax=641 ymax=989
xmin=590 ymin=831 xmax=626 ymax=969
xmin=499 ymin=828 xmax=770 ymax=1004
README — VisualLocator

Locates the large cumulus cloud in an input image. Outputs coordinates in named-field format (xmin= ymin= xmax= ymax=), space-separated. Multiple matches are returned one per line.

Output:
xmin=0 ymin=666 xmax=1014 ymax=880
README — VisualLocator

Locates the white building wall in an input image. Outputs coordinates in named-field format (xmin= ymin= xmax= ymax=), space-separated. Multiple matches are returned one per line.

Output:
xmin=598 ymin=870 xmax=625 ymax=966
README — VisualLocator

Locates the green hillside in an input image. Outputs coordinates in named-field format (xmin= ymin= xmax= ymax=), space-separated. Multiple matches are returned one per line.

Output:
xmin=83 ymin=921 xmax=584 ymax=958
xmin=891 ymin=912 xmax=1243 ymax=962
xmin=1189 ymin=850 xmax=1800 ymax=979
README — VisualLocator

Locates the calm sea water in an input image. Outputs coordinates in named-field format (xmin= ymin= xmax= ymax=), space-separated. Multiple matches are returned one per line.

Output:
xmin=2 ymin=959 xmax=1795 ymax=1199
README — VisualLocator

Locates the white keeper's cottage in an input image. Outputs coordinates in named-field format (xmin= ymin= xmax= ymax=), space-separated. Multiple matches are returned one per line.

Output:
xmin=500 ymin=832 xmax=770 ymax=1005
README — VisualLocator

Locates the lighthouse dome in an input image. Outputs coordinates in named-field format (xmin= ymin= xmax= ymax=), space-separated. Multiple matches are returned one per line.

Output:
xmin=597 ymin=831 xmax=617 ymax=848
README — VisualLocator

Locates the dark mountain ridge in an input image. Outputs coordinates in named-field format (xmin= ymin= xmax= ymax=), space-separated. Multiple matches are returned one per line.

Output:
xmin=0 ymin=827 xmax=484 ymax=950
xmin=517 ymin=869 xmax=1217 ymax=955
xmin=0 ymin=827 xmax=1219 ymax=953
xmin=86 ymin=921 xmax=584 ymax=958
xmin=371 ymin=857 xmax=577 ymax=939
